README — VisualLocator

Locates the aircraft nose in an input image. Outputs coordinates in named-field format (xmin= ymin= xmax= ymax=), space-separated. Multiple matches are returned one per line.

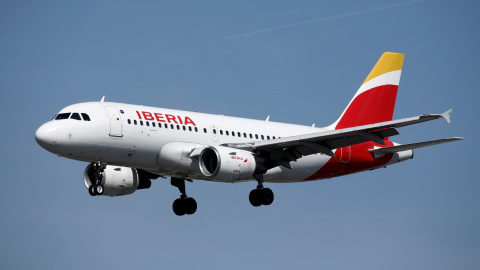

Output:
xmin=35 ymin=122 xmax=58 ymax=151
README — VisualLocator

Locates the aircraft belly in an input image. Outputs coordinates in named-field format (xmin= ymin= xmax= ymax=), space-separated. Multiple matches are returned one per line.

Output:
xmin=265 ymin=154 xmax=330 ymax=183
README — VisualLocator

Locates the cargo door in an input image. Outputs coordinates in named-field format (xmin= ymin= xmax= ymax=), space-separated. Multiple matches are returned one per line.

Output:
xmin=339 ymin=146 xmax=351 ymax=164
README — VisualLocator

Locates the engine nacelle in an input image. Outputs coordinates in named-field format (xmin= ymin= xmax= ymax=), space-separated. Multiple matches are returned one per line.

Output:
xmin=157 ymin=142 xmax=206 ymax=173
xmin=199 ymin=146 xmax=256 ymax=181
xmin=83 ymin=164 xmax=151 ymax=196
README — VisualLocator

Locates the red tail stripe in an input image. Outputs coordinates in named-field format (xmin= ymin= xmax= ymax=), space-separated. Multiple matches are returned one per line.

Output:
xmin=335 ymin=85 xmax=398 ymax=129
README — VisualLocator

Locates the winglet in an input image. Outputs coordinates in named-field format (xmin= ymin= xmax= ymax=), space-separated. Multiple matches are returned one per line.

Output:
xmin=100 ymin=96 xmax=105 ymax=102
xmin=441 ymin=109 xmax=453 ymax=124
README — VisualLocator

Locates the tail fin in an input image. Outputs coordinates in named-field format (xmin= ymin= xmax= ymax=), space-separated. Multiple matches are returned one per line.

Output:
xmin=330 ymin=52 xmax=404 ymax=130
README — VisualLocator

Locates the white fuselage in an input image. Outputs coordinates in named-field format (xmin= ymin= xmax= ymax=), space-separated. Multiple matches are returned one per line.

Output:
xmin=36 ymin=101 xmax=335 ymax=183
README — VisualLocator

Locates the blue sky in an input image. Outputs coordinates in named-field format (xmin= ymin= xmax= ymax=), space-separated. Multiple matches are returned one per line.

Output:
xmin=1 ymin=0 xmax=479 ymax=269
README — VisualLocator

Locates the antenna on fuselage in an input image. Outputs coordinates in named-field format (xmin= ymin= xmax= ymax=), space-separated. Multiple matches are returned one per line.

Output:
xmin=266 ymin=115 xmax=270 ymax=121
xmin=100 ymin=96 xmax=105 ymax=102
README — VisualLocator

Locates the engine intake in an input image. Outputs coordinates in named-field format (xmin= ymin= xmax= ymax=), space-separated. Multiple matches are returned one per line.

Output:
xmin=83 ymin=164 xmax=152 ymax=196
xmin=199 ymin=146 xmax=256 ymax=181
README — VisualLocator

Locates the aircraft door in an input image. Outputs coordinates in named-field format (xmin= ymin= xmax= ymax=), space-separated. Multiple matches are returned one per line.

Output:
xmin=339 ymin=146 xmax=350 ymax=164
xmin=211 ymin=125 xmax=219 ymax=142
xmin=105 ymin=107 xmax=123 ymax=137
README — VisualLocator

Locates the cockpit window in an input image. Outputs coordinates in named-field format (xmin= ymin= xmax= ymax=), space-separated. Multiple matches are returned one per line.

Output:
xmin=70 ymin=113 xmax=81 ymax=120
xmin=55 ymin=113 xmax=71 ymax=120
xmin=81 ymin=113 xmax=91 ymax=121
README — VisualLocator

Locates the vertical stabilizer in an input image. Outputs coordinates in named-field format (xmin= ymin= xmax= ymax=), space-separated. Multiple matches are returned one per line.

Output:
xmin=330 ymin=52 xmax=404 ymax=130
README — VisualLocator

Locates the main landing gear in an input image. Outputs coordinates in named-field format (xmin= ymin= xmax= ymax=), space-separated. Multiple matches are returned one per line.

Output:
xmin=88 ymin=162 xmax=107 ymax=196
xmin=171 ymin=177 xmax=197 ymax=216
xmin=249 ymin=174 xmax=274 ymax=207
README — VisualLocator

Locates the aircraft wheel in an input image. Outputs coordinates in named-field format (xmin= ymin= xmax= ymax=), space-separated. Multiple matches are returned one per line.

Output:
xmin=185 ymin=197 xmax=197 ymax=215
xmin=249 ymin=189 xmax=262 ymax=207
xmin=88 ymin=185 xmax=96 ymax=196
xmin=262 ymin=188 xmax=274 ymax=206
xmin=173 ymin=198 xmax=186 ymax=216
xmin=94 ymin=185 xmax=104 ymax=195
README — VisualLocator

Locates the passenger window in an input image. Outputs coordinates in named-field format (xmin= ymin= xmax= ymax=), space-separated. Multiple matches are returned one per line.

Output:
xmin=220 ymin=130 xmax=223 ymax=135
xmin=146 ymin=121 xmax=150 ymax=127
xmin=81 ymin=113 xmax=91 ymax=121
xmin=273 ymin=136 xmax=276 ymax=139
xmin=244 ymin=133 xmax=247 ymax=138
xmin=170 ymin=124 xmax=174 ymax=129
xmin=267 ymin=136 xmax=270 ymax=140
xmin=55 ymin=113 xmax=71 ymax=120
xmin=140 ymin=121 xmax=143 ymax=126
xmin=213 ymin=129 xmax=217 ymax=134
xmin=134 ymin=120 xmax=137 ymax=125
xmin=249 ymin=134 xmax=252 ymax=139
xmin=128 ymin=119 xmax=131 ymax=124
xmin=204 ymin=128 xmax=207 ymax=133
xmin=177 ymin=125 xmax=180 ymax=130
xmin=231 ymin=131 xmax=235 ymax=137
xmin=189 ymin=126 xmax=192 ymax=131
xmin=152 ymin=122 xmax=156 ymax=127
xmin=195 ymin=127 xmax=198 ymax=132
xmin=164 ymin=123 xmax=168 ymax=128
xmin=261 ymin=135 xmax=264 ymax=140
xmin=183 ymin=126 xmax=186 ymax=131
xmin=226 ymin=131 xmax=229 ymax=136
xmin=255 ymin=134 xmax=258 ymax=139
xmin=70 ymin=113 xmax=81 ymax=120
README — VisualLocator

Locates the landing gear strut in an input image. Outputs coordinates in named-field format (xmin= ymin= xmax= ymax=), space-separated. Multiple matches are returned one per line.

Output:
xmin=89 ymin=161 xmax=106 ymax=196
xmin=249 ymin=174 xmax=274 ymax=207
xmin=171 ymin=177 xmax=197 ymax=216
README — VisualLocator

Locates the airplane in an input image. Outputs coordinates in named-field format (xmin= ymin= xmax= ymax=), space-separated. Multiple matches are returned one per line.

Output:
xmin=35 ymin=52 xmax=463 ymax=216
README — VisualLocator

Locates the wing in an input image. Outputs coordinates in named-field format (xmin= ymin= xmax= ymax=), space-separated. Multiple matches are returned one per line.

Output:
xmin=223 ymin=109 xmax=459 ymax=168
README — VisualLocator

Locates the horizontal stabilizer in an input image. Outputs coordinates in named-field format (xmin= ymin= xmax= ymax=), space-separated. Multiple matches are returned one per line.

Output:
xmin=369 ymin=137 xmax=464 ymax=154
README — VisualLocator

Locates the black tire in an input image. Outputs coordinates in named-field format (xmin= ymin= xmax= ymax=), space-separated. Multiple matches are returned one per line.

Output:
xmin=94 ymin=185 xmax=104 ymax=195
xmin=262 ymin=188 xmax=274 ymax=206
xmin=173 ymin=198 xmax=186 ymax=216
xmin=185 ymin=197 xmax=197 ymax=215
xmin=88 ymin=185 xmax=96 ymax=196
xmin=249 ymin=189 xmax=262 ymax=207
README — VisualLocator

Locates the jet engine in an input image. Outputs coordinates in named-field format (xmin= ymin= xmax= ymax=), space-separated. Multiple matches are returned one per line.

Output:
xmin=199 ymin=146 xmax=256 ymax=181
xmin=83 ymin=164 xmax=152 ymax=196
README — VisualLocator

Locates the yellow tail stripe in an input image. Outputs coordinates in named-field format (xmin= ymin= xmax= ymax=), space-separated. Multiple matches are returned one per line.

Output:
xmin=363 ymin=52 xmax=404 ymax=85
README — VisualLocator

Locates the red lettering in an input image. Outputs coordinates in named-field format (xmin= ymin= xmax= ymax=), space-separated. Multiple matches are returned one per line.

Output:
xmin=165 ymin=114 xmax=178 ymax=124
xmin=184 ymin=117 xmax=196 ymax=126
xmin=142 ymin=111 xmax=154 ymax=121
xmin=136 ymin=110 xmax=196 ymax=126
xmin=154 ymin=113 xmax=165 ymax=122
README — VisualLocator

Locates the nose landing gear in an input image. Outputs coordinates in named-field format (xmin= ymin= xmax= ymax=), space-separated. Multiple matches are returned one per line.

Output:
xmin=88 ymin=162 xmax=106 ymax=196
